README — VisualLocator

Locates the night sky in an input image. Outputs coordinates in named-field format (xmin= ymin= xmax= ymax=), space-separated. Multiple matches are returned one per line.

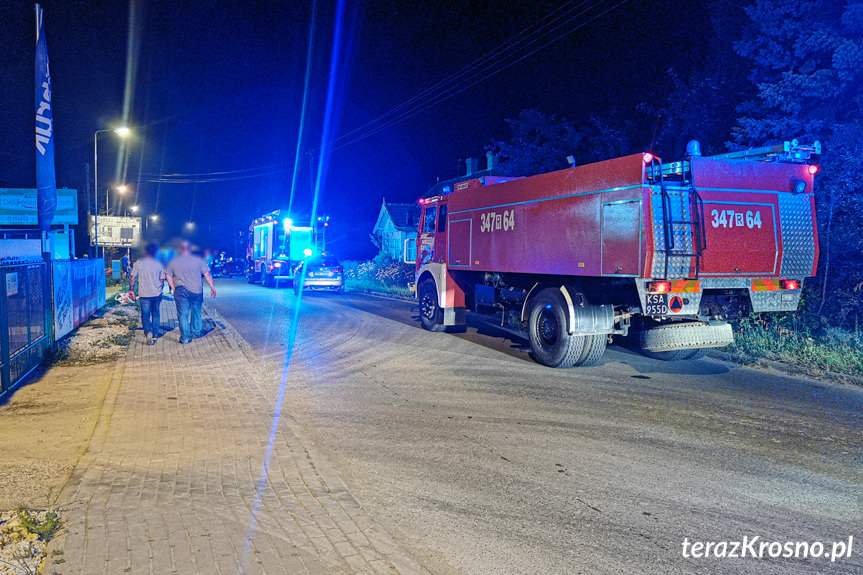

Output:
xmin=1 ymin=0 xmax=714 ymax=259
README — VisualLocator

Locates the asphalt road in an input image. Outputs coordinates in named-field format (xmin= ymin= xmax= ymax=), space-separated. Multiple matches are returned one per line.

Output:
xmin=207 ymin=278 xmax=862 ymax=575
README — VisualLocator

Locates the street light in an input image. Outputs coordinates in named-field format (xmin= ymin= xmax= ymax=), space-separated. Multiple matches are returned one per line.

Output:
xmin=106 ymin=183 xmax=129 ymax=217
xmin=130 ymin=205 xmax=139 ymax=213
xmin=93 ymin=126 xmax=132 ymax=257
xmin=145 ymin=213 xmax=159 ymax=234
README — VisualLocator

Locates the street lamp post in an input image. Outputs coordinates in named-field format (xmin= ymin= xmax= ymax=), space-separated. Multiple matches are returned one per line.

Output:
xmin=110 ymin=184 xmax=127 ymax=216
xmin=93 ymin=127 xmax=131 ymax=258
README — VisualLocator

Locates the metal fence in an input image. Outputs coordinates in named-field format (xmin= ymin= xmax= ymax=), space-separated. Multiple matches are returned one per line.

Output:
xmin=1 ymin=261 xmax=50 ymax=394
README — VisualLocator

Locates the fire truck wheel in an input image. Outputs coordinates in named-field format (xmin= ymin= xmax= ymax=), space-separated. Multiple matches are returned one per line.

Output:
xmin=576 ymin=335 xmax=607 ymax=366
xmin=418 ymin=280 xmax=445 ymax=332
xmin=528 ymin=288 xmax=587 ymax=368
xmin=262 ymin=269 xmax=275 ymax=288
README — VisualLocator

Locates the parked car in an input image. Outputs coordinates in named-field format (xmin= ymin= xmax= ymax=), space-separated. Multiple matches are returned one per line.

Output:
xmin=294 ymin=255 xmax=344 ymax=295
xmin=220 ymin=257 xmax=246 ymax=277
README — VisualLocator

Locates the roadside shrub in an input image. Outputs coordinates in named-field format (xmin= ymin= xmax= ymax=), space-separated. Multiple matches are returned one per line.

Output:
xmin=730 ymin=312 xmax=863 ymax=377
xmin=343 ymin=252 xmax=414 ymax=296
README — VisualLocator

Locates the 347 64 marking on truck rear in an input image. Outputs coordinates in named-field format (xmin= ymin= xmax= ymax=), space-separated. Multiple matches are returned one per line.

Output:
xmin=480 ymin=209 xmax=515 ymax=233
xmin=710 ymin=209 xmax=762 ymax=229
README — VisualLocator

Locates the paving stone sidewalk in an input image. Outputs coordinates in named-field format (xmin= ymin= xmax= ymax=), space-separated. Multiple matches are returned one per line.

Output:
xmin=53 ymin=297 xmax=427 ymax=575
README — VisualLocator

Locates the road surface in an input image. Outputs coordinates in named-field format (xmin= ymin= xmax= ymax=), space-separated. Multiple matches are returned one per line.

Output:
xmin=206 ymin=278 xmax=862 ymax=575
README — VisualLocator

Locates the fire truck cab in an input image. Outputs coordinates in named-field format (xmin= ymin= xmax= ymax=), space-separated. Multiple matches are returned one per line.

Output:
xmin=407 ymin=140 xmax=820 ymax=368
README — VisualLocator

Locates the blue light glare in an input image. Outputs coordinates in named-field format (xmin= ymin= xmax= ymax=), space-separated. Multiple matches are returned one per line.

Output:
xmin=239 ymin=0 xmax=349 ymax=569
xmin=545 ymin=304 xmax=553 ymax=309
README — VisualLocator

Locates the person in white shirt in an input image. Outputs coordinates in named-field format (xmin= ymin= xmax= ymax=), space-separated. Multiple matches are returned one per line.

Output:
xmin=130 ymin=243 xmax=166 ymax=346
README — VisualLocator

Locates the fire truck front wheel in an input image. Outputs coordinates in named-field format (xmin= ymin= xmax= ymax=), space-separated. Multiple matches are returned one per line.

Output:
xmin=528 ymin=288 xmax=590 ymax=368
xmin=418 ymin=280 xmax=445 ymax=332
xmin=261 ymin=269 xmax=275 ymax=288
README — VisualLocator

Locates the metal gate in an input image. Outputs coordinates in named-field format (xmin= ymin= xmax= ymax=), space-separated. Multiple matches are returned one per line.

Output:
xmin=0 ymin=261 xmax=49 ymax=396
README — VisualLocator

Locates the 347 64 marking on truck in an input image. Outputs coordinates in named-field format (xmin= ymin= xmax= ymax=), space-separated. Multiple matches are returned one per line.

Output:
xmin=480 ymin=210 xmax=515 ymax=233
xmin=710 ymin=209 xmax=762 ymax=229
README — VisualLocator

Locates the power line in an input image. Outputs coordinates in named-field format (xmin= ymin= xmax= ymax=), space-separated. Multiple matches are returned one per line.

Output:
xmin=330 ymin=0 xmax=630 ymax=153
xmin=332 ymin=0 xmax=594 ymax=144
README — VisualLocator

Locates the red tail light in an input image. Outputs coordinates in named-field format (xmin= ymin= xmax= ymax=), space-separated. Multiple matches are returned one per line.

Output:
xmin=648 ymin=280 xmax=672 ymax=294
xmin=780 ymin=279 xmax=801 ymax=290
xmin=808 ymin=165 xmax=819 ymax=175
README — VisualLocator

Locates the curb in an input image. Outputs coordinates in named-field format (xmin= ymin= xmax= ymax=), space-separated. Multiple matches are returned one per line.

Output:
xmin=346 ymin=287 xmax=415 ymax=302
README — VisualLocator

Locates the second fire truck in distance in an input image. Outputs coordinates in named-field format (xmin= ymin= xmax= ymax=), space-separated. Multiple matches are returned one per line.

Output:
xmin=406 ymin=140 xmax=820 ymax=368
xmin=246 ymin=210 xmax=315 ymax=287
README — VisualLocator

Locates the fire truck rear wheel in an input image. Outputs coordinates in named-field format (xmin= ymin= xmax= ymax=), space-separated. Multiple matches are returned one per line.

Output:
xmin=577 ymin=335 xmax=607 ymax=366
xmin=418 ymin=280 xmax=445 ymax=332
xmin=528 ymin=288 xmax=588 ymax=368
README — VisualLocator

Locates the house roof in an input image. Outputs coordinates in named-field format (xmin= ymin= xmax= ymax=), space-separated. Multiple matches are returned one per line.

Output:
xmin=376 ymin=200 xmax=421 ymax=233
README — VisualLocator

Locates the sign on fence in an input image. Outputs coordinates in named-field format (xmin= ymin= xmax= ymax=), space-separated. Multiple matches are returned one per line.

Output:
xmin=5 ymin=272 xmax=18 ymax=296
xmin=52 ymin=258 xmax=106 ymax=340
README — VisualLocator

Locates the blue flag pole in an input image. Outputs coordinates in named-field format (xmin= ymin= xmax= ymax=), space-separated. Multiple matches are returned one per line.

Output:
xmin=35 ymin=3 xmax=57 ymax=232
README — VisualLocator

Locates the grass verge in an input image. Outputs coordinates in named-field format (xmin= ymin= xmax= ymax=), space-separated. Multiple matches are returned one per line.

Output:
xmin=346 ymin=278 xmax=413 ymax=298
xmin=728 ymin=315 xmax=863 ymax=379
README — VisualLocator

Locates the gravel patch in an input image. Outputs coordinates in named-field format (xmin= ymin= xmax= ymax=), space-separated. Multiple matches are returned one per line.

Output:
xmin=0 ymin=509 xmax=63 ymax=575
xmin=50 ymin=303 xmax=138 ymax=365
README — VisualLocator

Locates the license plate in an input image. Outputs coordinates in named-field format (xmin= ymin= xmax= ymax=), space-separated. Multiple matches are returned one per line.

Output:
xmin=645 ymin=293 xmax=668 ymax=316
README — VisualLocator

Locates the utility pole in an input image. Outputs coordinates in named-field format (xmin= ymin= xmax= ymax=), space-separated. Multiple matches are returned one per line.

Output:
xmin=85 ymin=162 xmax=92 ymax=257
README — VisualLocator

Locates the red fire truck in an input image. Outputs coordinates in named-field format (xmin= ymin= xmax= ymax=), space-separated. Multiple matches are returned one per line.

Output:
xmin=246 ymin=210 xmax=316 ymax=287
xmin=406 ymin=140 xmax=820 ymax=368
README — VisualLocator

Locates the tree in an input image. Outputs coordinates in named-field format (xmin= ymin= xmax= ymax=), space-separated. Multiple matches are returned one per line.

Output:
xmin=733 ymin=0 xmax=863 ymax=324
xmin=647 ymin=0 xmax=752 ymax=159
xmin=493 ymin=109 xmax=583 ymax=176
xmin=493 ymin=109 xmax=633 ymax=176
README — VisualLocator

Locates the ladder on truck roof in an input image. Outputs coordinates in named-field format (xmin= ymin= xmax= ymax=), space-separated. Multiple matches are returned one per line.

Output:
xmin=645 ymin=156 xmax=706 ymax=280
xmin=648 ymin=139 xmax=821 ymax=178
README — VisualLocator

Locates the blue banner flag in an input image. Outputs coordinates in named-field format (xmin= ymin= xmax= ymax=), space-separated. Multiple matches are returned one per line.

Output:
xmin=35 ymin=4 xmax=57 ymax=231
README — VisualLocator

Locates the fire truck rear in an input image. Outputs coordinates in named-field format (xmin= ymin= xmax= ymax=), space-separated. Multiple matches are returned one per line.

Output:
xmin=247 ymin=210 xmax=316 ymax=288
xmin=406 ymin=140 xmax=820 ymax=368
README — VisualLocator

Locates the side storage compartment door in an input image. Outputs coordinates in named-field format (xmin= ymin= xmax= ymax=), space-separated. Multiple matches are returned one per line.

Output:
xmin=448 ymin=217 xmax=472 ymax=268
xmin=601 ymin=200 xmax=642 ymax=276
